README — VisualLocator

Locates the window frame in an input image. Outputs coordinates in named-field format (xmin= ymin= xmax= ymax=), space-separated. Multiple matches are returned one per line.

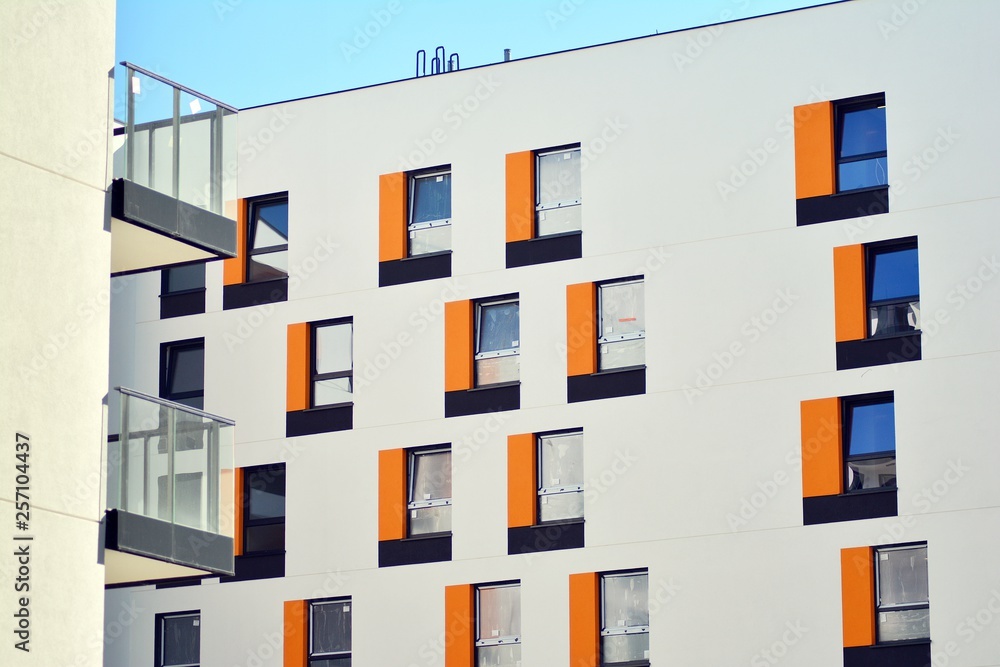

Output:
xmin=537 ymin=429 xmax=584 ymax=524
xmin=834 ymin=94 xmax=887 ymax=194
xmin=155 ymin=611 xmax=201 ymax=667
xmin=865 ymin=239 xmax=919 ymax=339
xmin=308 ymin=597 xmax=352 ymax=665
xmin=159 ymin=338 xmax=205 ymax=409
xmin=535 ymin=144 xmax=582 ymax=237
xmin=473 ymin=296 xmax=520 ymax=387
xmin=242 ymin=462 xmax=286 ymax=555
xmin=406 ymin=445 xmax=452 ymax=538
xmin=246 ymin=193 xmax=289 ymax=283
xmin=597 ymin=278 xmax=646 ymax=372
xmin=842 ymin=393 xmax=896 ymax=494
xmin=874 ymin=543 xmax=930 ymax=644
xmin=407 ymin=166 xmax=452 ymax=257
xmin=600 ymin=569 xmax=650 ymax=667
xmin=310 ymin=318 xmax=353 ymax=409
xmin=474 ymin=581 xmax=522 ymax=661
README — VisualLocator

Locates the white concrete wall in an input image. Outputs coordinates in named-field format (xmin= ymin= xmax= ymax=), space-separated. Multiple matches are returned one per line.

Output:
xmin=105 ymin=1 xmax=1000 ymax=665
xmin=0 ymin=2 xmax=116 ymax=666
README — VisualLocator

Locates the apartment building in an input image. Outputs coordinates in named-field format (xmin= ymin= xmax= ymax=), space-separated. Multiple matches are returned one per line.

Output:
xmin=5 ymin=0 xmax=1000 ymax=666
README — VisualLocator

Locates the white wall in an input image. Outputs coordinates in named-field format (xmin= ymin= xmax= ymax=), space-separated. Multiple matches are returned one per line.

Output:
xmin=105 ymin=1 xmax=1000 ymax=665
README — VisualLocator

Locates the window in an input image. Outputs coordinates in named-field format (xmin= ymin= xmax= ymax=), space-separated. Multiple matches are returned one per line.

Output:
xmin=844 ymin=396 xmax=896 ymax=492
xmin=408 ymin=447 xmax=451 ymax=536
xmin=538 ymin=430 xmax=583 ymax=522
xmin=601 ymin=571 xmax=649 ymax=666
xmin=867 ymin=242 xmax=919 ymax=338
xmin=162 ymin=263 xmax=205 ymax=295
xmin=243 ymin=463 xmax=286 ymax=553
xmin=312 ymin=320 xmax=353 ymax=408
xmin=836 ymin=95 xmax=887 ymax=192
xmin=536 ymin=146 xmax=581 ymax=236
xmin=476 ymin=583 xmax=521 ymax=667
xmin=156 ymin=612 xmax=200 ymax=667
xmin=160 ymin=339 xmax=204 ymax=409
xmin=309 ymin=598 xmax=352 ymax=666
xmin=408 ymin=167 xmax=451 ymax=256
xmin=875 ymin=544 xmax=929 ymax=643
xmin=474 ymin=298 xmax=519 ymax=386
xmin=247 ymin=195 xmax=289 ymax=282
xmin=598 ymin=279 xmax=645 ymax=371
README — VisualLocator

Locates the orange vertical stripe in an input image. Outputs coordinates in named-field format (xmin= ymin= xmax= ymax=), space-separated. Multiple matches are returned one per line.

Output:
xmin=834 ymin=244 xmax=867 ymax=342
xmin=283 ymin=599 xmax=308 ymax=667
xmin=223 ymin=198 xmax=247 ymax=285
xmin=507 ymin=433 xmax=537 ymax=528
xmin=444 ymin=584 xmax=475 ymax=667
xmin=800 ymin=397 xmax=843 ymax=497
xmin=569 ymin=572 xmax=600 ymax=667
xmin=444 ymin=300 xmax=474 ymax=392
xmin=287 ymin=323 xmax=311 ymax=412
xmin=506 ymin=151 xmax=535 ymax=242
xmin=378 ymin=449 xmax=408 ymax=541
xmin=379 ymin=172 xmax=408 ymax=262
xmin=566 ymin=282 xmax=597 ymax=377
xmin=233 ymin=468 xmax=244 ymax=556
xmin=794 ymin=101 xmax=835 ymax=199
xmin=841 ymin=547 xmax=876 ymax=647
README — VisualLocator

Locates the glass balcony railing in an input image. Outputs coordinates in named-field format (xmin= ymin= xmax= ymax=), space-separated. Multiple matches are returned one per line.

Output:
xmin=108 ymin=388 xmax=234 ymax=538
xmin=115 ymin=62 xmax=237 ymax=215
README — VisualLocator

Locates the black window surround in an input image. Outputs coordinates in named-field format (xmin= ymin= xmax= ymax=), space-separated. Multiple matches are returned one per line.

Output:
xmin=286 ymin=317 xmax=354 ymax=438
xmin=154 ymin=611 xmax=200 ymax=667
xmin=223 ymin=192 xmax=289 ymax=310
xmin=160 ymin=263 xmax=206 ymax=319
xmin=232 ymin=462 xmax=286 ymax=581
xmin=837 ymin=238 xmax=921 ymax=371
xmin=159 ymin=338 xmax=204 ymax=410
xmin=379 ymin=167 xmax=453 ymax=287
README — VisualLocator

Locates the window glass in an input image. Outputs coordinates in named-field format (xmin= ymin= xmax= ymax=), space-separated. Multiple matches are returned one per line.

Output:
xmin=538 ymin=149 xmax=582 ymax=206
xmin=245 ymin=523 xmax=285 ymax=553
xmin=410 ymin=224 xmax=451 ymax=256
xmin=164 ymin=263 xmax=205 ymax=294
xmin=411 ymin=172 xmax=451 ymax=224
xmin=839 ymin=107 xmax=886 ymax=158
xmin=847 ymin=401 xmax=895 ymax=456
xmin=539 ymin=431 xmax=584 ymax=522
xmin=839 ymin=159 xmax=888 ymax=192
xmin=313 ymin=378 xmax=353 ymax=407
xmin=248 ymin=198 xmax=288 ymax=282
xmin=247 ymin=467 xmax=285 ymax=520
xmin=315 ymin=323 xmax=353 ymax=374
xmin=847 ymin=456 xmax=896 ymax=491
xmin=603 ymin=573 xmax=649 ymax=629
xmin=870 ymin=247 xmax=919 ymax=301
xmin=311 ymin=600 xmax=352 ymax=655
xmin=600 ymin=282 xmax=644 ymax=338
xmin=161 ymin=613 xmax=200 ymax=667
xmin=168 ymin=346 xmax=204 ymax=396
xmin=601 ymin=633 xmax=649 ymax=665
xmin=411 ymin=450 xmax=451 ymax=501
xmin=878 ymin=546 xmax=928 ymax=607
xmin=477 ymin=585 xmax=521 ymax=640
xmin=478 ymin=302 xmax=519 ymax=353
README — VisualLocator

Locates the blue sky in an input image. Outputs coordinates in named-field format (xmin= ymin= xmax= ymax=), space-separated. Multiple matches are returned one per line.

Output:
xmin=116 ymin=0 xmax=840 ymax=112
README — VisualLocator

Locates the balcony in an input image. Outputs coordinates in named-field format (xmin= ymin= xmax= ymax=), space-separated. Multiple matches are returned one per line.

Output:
xmin=105 ymin=388 xmax=235 ymax=585
xmin=110 ymin=62 xmax=237 ymax=274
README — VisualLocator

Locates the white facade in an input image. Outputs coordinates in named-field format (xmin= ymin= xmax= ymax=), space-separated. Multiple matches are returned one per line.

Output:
xmin=0 ymin=2 xmax=116 ymax=666
xmin=102 ymin=1 xmax=1000 ymax=666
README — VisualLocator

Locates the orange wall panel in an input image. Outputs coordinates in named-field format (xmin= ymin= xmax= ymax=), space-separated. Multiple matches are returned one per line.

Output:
xmin=444 ymin=300 xmax=474 ymax=392
xmin=287 ymin=323 xmax=311 ymax=412
xmin=800 ymin=397 xmax=842 ymax=497
xmin=379 ymin=172 xmax=408 ymax=262
xmin=569 ymin=572 xmax=600 ymax=667
xmin=841 ymin=547 xmax=876 ymax=647
xmin=566 ymin=282 xmax=597 ymax=377
xmin=444 ymin=584 xmax=475 ymax=667
xmin=222 ymin=198 xmax=247 ymax=285
xmin=378 ymin=449 xmax=407 ymax=541
xmin=505 ymin=151 xmax=535 ymax=242
xmin=507 ymin=433 xmax=537 ymax=528
xmin=283 ymin=599 xmax=308 ymax=667
xmin=834 ymin=244 xmax=867 ymax=342
xmin=794 ymin=101 xmax=835 ymax=199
